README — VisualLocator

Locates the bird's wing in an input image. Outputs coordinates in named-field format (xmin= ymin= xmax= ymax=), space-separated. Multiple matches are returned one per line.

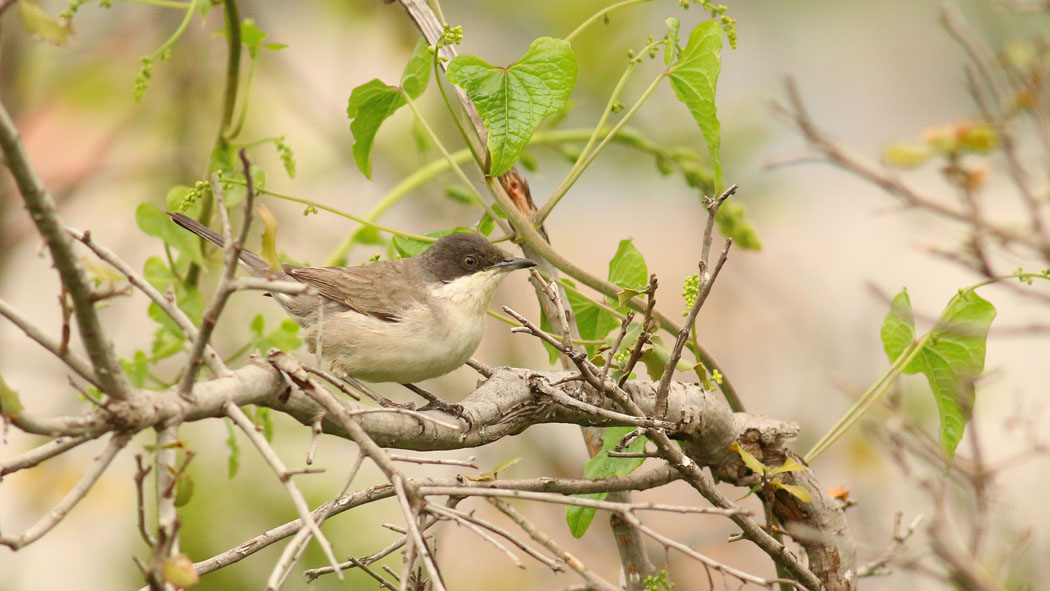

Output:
xmin=284 ymin=262 xmax=419 ymax=322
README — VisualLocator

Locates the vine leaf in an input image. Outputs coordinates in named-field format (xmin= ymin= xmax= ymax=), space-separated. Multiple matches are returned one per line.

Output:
xmin=880 ymin=288 xmax=996 ymax=455
xmin=666 ymin=21 xmax=723 ymax=189
xmin=566 ymin=427 xmax=647 ymax=538
xmin=447 ymin=37 xmax=577 ymax=177
xmin=607 ymin=238 xmax=648 ymax=298
xmin=347 ymin=39 xmax=431 ymax=179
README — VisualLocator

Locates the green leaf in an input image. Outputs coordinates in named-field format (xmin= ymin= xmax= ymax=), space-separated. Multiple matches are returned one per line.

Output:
xmin=148 ymin=302 xmax=181 ymax=336
xmin=447 ymin=37 xmax=577 ymax=176
xmin=210 ymin=141 xmax=235 ymax=175
xmin=347 ymin=80 xmax=406 ymax=179
xmin=19 ymin=0 xmax=71 ymax=45
xmin=444 ymin=185 xmax=480 ymax=205
xmin=538 ymin=307 xmax=564 ymax=365
xmin=392 ymin=228 xmax=470 ymax=258
xmin=121 ymin=350 xmax=150 ymax=389
xmin=144 ymin=257 xmax=179 ymax=291
xmin=165 ymin=185 xmax=202 ymax=218
xmin=136 ymin=204 xmax=203 ymax=265
xmin=175 ymin=283 xmax=204 ymax=326
xmin=254 ymin=406 xmax=274 ymax=442
xmin=173 ymin=471 xmax=194 ymax=507
xmin=638 ymin=335 xmax=694 ymax=381
xmin=225 ymin=418 xmax=241 ymax=478
xmin=469 ymin=456 xmax=523 ymax=481
xmin=907 ymin=291 xmax=996 ymax=455
xmin=567 ymin=427 xmax=647 ymax=538
xmin=881 ymin=289 xmax=915 ymax=364
xmin=349 ymin=226 xmax=383 ymax=248
xmin=664 ymin=17 xmax=681 ymax=67
xmin=401 ymin=38 xmax=432 ymax=99
xmin=608 ymin=239 xmax=648 ymax=293
xmin=667 ymin=22 xmax=723 ymax=189
xmin=151 ymin=326 xmax=185 ymax=360
xmin=240 ymin=18 xmax=266 ymax=59
xmin=564 ymin=284 xmax=620 ymax=357
xmin=0 ymin=374 xmax=24 ymax=419
xmin=715 ymin=201 xmax=761 ymax=251
xmin=258 ymin=319 xmax=301 ymax=353
xmin=615 ymin=287 xmax=645 ymax=307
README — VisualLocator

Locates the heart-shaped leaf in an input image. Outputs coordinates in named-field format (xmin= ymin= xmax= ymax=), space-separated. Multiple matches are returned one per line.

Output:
xmin=447 ymin=37 xmax=577 ymax=176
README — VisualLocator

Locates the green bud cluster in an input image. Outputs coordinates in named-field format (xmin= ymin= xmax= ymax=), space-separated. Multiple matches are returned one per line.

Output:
xmin=439 ymin=24 xmax=464 ymax=48
xmin=681 ymin=273 xmax=700 ymax=315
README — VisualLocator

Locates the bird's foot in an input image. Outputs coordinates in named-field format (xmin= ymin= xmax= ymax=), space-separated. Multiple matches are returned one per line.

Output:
xmin=401 ymin=383 xmax=472 ymax=428
xmin=336 ymin=372 xmax=415 ymax=409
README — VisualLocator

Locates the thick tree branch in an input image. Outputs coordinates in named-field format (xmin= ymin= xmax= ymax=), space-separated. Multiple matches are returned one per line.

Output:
xmin=0 ymin=100 xmax=131 ymax=400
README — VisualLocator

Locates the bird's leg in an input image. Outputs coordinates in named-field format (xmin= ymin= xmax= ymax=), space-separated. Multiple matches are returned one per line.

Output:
xmin=401 ymin=383 xmax=471 ymax=427
xmin=336 ymin=372 xmax=415 ymax=409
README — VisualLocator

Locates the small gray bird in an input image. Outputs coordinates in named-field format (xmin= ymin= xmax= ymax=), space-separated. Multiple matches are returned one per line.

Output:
xmin=168 ymin=212 xmax=535 ymax=390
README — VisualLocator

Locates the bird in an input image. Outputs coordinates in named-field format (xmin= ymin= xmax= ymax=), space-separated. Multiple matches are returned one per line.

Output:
xmin=168 ymin=212 xmax=535 ymax=412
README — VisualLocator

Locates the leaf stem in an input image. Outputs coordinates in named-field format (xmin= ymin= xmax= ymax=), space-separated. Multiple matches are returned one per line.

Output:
xmin=218 ymin=0 xmax=242 ymax=141
xmin=400 ymin=91 xmax=511 ymax=236
xmin=218 ymin=177 xmax=434 ymax=243
xmin=564 ymin=0 xmax=654 ymax=43
xmin=120 ymin=0 xmax=193 ymax=9
xmin=534 ymin=68 xmax=665 ymax=225
xmin=967 ymin=271 xmax=1050 ymax=291
xmin=145 ymin=0 xmax=198 ymax=61
xmin=433 ymin=51 xmax=485 ymax=168
xmin=804 ymin=334 xmax=930 ymax=463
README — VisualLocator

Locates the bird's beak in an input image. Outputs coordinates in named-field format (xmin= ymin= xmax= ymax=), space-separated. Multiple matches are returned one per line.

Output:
xmin=491 ymin=257 xmax=536 ymax=272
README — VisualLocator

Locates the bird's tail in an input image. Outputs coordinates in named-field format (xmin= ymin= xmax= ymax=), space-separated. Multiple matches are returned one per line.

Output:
xmin=167 ymin=211 xmax=274 ymax=276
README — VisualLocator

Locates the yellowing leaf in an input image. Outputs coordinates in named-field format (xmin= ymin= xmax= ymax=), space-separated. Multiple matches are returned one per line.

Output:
xmin=772 ymin=481 xmax=812 ymax=503
xmin=255 ymin=204 xmax=281 ymax=271
xmin=730 ymin=442 xmax=767 ymax=475
xmin=769 ymin=456 xmax=805 ymax=476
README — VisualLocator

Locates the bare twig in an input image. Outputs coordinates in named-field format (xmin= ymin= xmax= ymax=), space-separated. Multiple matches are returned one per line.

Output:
xmin=623 ymin=512 xmax=807 ymax=589
xmin=429 ymin=503 xmax=563 ymax=571
xmin=266 ymin=453 xmax=365 ymax=590
xmin=67 ymin=225 xmax=227 ymax=377
xmin=601 ymin=311 xmax=635 ymax=385
xmin=857 ymin=513 xmax=923 ymax=578
xmin=223 ymin=401 xmax=344 ymax=580
xmin=132 ymin=455 xmax=156 ymax=547
xmin=491 ymin=498 xmax=620 ymax=591
xmin=654 ymin=185 xmax=736 ymax=417
xmin=773 ymin=78 xmax=1044 ymax=253
xmin=178 ymin=162 xmax=256 ymax=395
xmin=0 ymin=432 xmax=130 ymax=549
xmin=389 ymin=454 xmax=478 ymax=468
xmin=268 ymin=352 xmax=444 ymax=590
xmin=619 ymin=275 xmax=658 ymax=387
xmin=0 ymin=434 xmax=97 ymax=476
xmin=0 ymin=297 xmax=100 ymax=389
xmin=428 ymin=504 xmax=526 ymax=569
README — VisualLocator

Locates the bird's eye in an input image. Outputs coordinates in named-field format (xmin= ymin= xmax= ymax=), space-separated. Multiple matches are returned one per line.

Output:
xmin=464 ymin=255 xmax=478 ymax=267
